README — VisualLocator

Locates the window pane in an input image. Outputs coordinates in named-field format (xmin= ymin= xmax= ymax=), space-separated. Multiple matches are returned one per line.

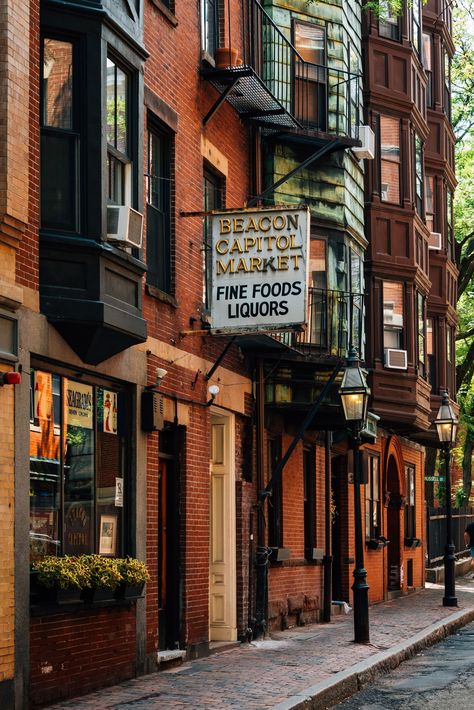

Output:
xmin=63 ymin=379 xmax=95 ymax=556
xmin=96 ymin=389 xmax=125 ymax=556
xmin=379 ymin=0 xmax=400 ymax=40
xmin=107 ymin=153 xmax=125 ymax=205
xmin=383 ymin=281 xmax=403 ymax=348
xmin=203 ymin=170 xmax=223 ymax=307
xmin=294 ymin=23 xmax=325 ymax=67
xmin=41 ymin=132 xmax=77 ymax=230
xmin=116 ymin=67 xmax=128 ymax=154
xmin=43 ymin=39 xmax=73 ymax=129
xmin=106 ymin=58 xmax=116 ymax=146
xmin=30 ymin=371 xmax=61 ymax=561
xmin=106 ymin=59 xmax=128 ymax=154
xmin=380 ymin=116 xmax=400 ymax=203
xmin=201 ymin=0 xmax=219 ymax=56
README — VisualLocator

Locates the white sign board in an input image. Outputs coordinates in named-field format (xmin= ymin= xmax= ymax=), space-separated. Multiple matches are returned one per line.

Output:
xmin=210 ymin=207 xmax=309 ymax=332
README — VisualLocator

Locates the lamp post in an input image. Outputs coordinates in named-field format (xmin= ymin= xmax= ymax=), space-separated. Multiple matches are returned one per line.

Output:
xmin=339 ymin=347 xmax=370 ymax=643
xmin=434 ymin=391 xmax=458 ymax=607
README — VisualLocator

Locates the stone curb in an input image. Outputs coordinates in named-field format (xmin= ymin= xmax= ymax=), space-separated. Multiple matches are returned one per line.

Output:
xmin=270 ymin=606 xmax=474 ymax=710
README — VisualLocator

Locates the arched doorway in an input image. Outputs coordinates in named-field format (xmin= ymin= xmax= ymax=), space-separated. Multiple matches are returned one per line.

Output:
xmin=386 ymin=454 xmax=402 ymax=593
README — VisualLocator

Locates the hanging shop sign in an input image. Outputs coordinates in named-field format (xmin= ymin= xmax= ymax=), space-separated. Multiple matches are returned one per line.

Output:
xmin=67 ymin=381 xmax=93 ymax=429
xmin=210 ymin=206 xmax=310 ymax=333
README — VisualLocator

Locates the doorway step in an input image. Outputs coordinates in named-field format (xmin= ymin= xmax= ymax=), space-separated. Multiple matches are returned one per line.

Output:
xmin=157 ymin=649 xmax=186 ymax=670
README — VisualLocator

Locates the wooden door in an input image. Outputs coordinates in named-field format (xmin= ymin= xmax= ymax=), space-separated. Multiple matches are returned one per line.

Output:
xmin=209 ymin=412 xmax=237 ymax=641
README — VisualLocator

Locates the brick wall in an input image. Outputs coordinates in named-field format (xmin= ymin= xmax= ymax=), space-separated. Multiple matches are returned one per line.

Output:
xmin=30 ymin=606 xmax=137 ymax=708
xmin=0 ymin=367 xmax=15 ymax=689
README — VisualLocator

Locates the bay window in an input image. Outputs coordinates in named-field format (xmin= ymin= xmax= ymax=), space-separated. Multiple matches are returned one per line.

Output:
xmin=414 ymin=134 xmax=424 ymax=215
xmin=41 ymin=38 xmax=79 ymax=232
xmin=422 ymin=33 xmax=433 ymax=107
xmin=107 ymin=58 xmax=131 ymax=206
xmin=412 ymin=0 xmax=421 ymax=55
xmin=416 ymin=292 xmax=426 ymax=376
xmin=383 ymin=281 xmax=404 ymax=350
xmin=379 ymin=0 xmax=400 ymax=40
xmin=380 ymin=115 xmax=401 ymax=204
xmin=446 ymin=187 xmax=454 ymax=260
xmin=30 ymin=368 xmax=130 ymax=562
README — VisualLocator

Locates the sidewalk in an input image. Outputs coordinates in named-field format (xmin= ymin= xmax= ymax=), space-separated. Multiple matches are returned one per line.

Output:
xmin=44 ymin=576 xmax=474 ymax=710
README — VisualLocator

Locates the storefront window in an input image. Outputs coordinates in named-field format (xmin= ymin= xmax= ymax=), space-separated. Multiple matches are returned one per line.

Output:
xmin=29 ymin=369 xmax=128 ymax=562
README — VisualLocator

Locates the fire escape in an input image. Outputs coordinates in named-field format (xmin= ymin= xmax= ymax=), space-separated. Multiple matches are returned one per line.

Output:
xmin=201 ymin=0 xmax=365 ymax=429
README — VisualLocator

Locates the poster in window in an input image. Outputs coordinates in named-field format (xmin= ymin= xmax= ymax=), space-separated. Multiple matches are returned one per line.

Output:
xmin=99 ymin=514 xmax=117 ymax=556
xmin=103 ymin=389 xmax=118 ymax=434
xmin=67 ymin=381 xmax=93 ymax=429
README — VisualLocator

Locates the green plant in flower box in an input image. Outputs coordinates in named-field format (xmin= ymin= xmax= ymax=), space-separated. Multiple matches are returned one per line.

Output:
xmin=81 ymin=554 xmax=122 ymax=589
xmin=33 ymin=555 xmax=91 ymax=590
xmin=116 ymin=557 xmax=150 ymax=586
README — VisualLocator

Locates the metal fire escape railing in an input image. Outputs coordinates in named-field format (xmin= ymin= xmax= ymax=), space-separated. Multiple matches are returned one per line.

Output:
xmin=202 ymin=0 xmax=361 ymax=139
xmin=271 ymin=289 xmax=365 ymax=359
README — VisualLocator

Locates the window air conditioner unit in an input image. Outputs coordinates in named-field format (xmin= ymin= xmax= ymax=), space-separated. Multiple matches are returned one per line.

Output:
xmin=384 ymin=348 xmax=407 ymax=370
xmin=352 ymin=125 xmax=375 ymax=160
xmin=107 ymin=206 xmax=143 ymax=248
xmin=428 ymin=232 xmax=442 ymax=250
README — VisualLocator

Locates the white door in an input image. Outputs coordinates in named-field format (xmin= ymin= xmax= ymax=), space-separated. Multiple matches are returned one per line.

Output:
xmin=209 ymin=411 xmax=237 ymax=641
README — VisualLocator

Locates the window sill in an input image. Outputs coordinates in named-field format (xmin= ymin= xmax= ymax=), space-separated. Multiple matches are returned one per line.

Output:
xmin=145 ymin=283 xmax=178 ymax=308
xmin=404 ymin=537 xmax=422 ymax=549
xmin=149 ymin=0 xmax=178 ymax=27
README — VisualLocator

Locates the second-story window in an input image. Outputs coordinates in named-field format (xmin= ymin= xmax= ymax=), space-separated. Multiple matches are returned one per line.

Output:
xmin=146 ymin=122 xmax=171 ymax=293
xmin=383 ymin=281 xmax=404 ymax=350
xmin=414 ymin=134 xmax=424 ymax=215
xmin=294 ymin=21 xmax=326 ymax=129
xmin=365 ymin=455 xmax=380 ymax=541
xmin=416 ymin=292 xmax=426 ymax=376
xmin=412 ymin=0 xmax=421 ymax=56
xmin=308 ymin=238 xmax=327 ymax=347
xmin=201 ymin=0 xmax=219 ymax=58
xmin=203 ymin=168 xmax=224 ymax=310
xmin=380 ymin=116 xmax=401 ymax=204
xmin=41 ymin=37 xmax=79 ymax=232
xmin=422 ymin=33 xmax=433 ymax=107
xmin=404 ymin=465 xmax=416 ymax=540
xmin=106 ymin=58 xmax=130 ymax=206
xmin=379 ymin=0 xmax=400 ymax=40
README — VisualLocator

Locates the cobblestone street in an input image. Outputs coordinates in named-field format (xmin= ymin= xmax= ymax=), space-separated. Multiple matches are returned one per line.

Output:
xmin=44 ymin=579 xmax=474 ymax=710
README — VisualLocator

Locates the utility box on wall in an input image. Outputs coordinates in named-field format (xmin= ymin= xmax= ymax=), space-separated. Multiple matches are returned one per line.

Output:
xmin=141 ymin=390 xmax=164 ymax=432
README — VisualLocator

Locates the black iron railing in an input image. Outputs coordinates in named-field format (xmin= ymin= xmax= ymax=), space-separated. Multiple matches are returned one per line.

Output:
xmin=243 ymin=0 xmax=361 ymax=134
xmin=426 ymin=506 xmax=474 ymax=566
xmin=271 ymin=288 xmax=364 ymax=358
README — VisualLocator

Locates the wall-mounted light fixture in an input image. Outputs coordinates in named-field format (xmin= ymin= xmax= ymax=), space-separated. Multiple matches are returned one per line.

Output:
xmin=206 ymin=384 xmax=220 ymax=407
xmin=155 ymin=368 xmax=168 ymax=388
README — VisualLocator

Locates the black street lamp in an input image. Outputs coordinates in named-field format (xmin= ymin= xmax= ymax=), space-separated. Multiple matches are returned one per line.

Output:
xmin=434 ymin=391 xmax=458 ymax=607
xmin=339 ymin=347 xmax=370 ymax=643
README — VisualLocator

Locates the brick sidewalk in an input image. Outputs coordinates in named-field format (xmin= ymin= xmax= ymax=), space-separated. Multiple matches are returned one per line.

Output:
xmin=42 ymin=578 xmax=474 ymax=710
